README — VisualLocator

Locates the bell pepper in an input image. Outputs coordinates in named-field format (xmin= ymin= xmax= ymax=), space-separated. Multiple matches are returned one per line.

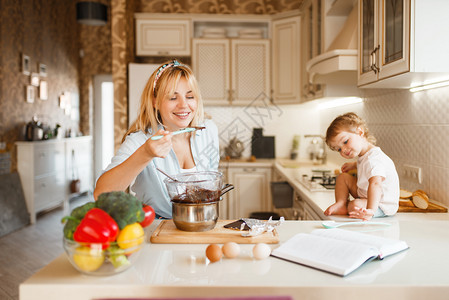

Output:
xmin=73 ymin=208 xmax=119 ymax=249
xmin=140 ymin=204 xmax=155 ymax=228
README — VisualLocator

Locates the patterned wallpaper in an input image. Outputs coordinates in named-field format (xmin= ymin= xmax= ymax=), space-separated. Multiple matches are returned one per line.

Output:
xmin=0 ymin=0 xmax=79 ymax=171
xmin=138 ymin=0 xmax=301 ymax=14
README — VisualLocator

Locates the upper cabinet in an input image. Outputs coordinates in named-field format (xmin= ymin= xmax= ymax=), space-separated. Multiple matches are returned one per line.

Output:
xmin=192 ymin=39 xmax=230 ymax=106
xmin=271 ymin=14 xmax=301 ymax=104
xmin=301 ymin=0 xmax=324 ymax=101
xmin=135 ymin=16 xmax=191 ymax=56
xmin=192 ymin=38 xmax=270 ymax=106
xmin=135 ymin=12 xmax=301 ymax=106
xmin=358 ymin=0 xmax=449 ymax=88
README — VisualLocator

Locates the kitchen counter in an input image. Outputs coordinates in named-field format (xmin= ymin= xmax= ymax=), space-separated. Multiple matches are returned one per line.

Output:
xmin=20 ymin=219 xmax=449 ymax=300
xmin=273 ymin=159 xmax=449 ymax=221
xmin=219 ymin=158 xmax=275 ymax=168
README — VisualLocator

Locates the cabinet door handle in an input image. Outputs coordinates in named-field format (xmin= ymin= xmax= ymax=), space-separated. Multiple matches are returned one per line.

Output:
xmin=370 ymin=45 xmax=380 ymax=73
xmin=375 ymin=45 xmax=380 ymax=72
xmin=243 ymin=168 xmax=256 ymax=172
xmin=370 ymin=48 xmax=377 ymax=73
xmin=157 ymin=51 xmax=169 ymax=55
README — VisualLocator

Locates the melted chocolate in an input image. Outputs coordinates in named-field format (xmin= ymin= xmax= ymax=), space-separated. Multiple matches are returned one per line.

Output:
xmin=171 ymin=187 xmax=220 ymax=204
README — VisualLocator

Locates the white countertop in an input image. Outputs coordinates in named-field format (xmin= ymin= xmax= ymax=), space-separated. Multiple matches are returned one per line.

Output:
xmin=273 ymin=159 xmax=449 ymax=222
xmin=20 ymin=219 xmax=449 ymax=300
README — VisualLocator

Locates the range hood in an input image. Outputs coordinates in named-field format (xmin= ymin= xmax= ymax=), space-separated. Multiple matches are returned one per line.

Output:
xmin=306 ymin=3 xmax=358 ymax=85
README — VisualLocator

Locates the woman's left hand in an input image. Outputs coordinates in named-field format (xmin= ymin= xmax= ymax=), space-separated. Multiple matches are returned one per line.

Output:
xmin=349 ymin=207 xmax=374 ymax=221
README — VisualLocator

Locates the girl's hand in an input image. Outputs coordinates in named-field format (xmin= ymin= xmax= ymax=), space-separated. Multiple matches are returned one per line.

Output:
xmin=144 ymin=129 xmax=173 ymax=158
xmin=341 ymin=162 xmax=357 ymax=173
xmin=349 ymin=207 xmax=374 ymax=221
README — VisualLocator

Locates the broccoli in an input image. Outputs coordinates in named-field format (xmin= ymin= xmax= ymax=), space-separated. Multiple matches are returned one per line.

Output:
xmin=61 ymin=202 xmax=96 ymax=240
xmin=95 ymin=191 xmax=145 ymax=229
xmin=107 ymin=245 xmax=130 ymax=268
xmin=71 ymin=201 xmax=96 ymax=219
xmin=62 ymin=218 xmax=80 ymax=240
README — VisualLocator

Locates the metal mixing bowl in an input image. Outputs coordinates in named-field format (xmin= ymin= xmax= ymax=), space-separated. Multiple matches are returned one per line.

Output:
xmin=164 ymin=171 xmax=224 ymax=232
xmin=171 ymin=201 xmax=219 ymax=232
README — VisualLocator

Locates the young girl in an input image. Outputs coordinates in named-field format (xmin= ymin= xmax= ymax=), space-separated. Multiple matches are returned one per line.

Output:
xmin=324 ymin=112 xmax=399 ymax=221
xmin=94 ymin=60 xmax=219 ymax=218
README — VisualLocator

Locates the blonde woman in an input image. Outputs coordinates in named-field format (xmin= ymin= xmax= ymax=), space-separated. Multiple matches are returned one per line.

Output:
xmin=324 ymin=112 xmax=399 ymax=221
xmin=94 ymin=60 xmax=219 ymax=218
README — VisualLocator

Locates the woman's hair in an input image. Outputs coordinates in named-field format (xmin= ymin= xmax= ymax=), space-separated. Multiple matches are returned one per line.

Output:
xmin=325 ymin=112 xmax=376 ymax=147
xmin=123 ymin=60 xmax=204 ymax=142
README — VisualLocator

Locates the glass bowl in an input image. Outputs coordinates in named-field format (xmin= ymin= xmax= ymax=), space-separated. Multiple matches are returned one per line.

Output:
xmin=63 ymin=234 xmax=144 ymax=276
xmin=164 ymin=171 xmax=223 ymax=231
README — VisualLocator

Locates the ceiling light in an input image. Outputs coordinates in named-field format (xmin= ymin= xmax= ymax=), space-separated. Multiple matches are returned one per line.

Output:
xmin=76 ymin=2 xmax=107 ymax=26
xmin=410 ymin=80 xmax=449 ymax=92
xmin=317 ymin=97 xmax=363 ymax=110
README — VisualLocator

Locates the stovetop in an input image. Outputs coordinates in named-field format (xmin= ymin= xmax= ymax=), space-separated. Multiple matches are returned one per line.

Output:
xmin=297 ymin=169 xmax=336 ymax=192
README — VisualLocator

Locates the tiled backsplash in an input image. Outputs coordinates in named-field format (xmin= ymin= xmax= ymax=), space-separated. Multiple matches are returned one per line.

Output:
xmin=320 ymin=86 xmax=449 ymax=207
xmin=205 ymin=101 xmax=321 ymax=159
xmin=205 ymin=85 xmax=449 ymax=207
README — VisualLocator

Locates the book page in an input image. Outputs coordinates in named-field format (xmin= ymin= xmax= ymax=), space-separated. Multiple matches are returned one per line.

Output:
xmin=311 ymin=229 xmax=409 ymax=259
xmin=271 ymin=233 xmax=379 ymax=276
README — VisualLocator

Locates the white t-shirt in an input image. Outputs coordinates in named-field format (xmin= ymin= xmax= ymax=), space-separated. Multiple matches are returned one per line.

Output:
xmin=356 ymin=146 xmax=399 ymax=215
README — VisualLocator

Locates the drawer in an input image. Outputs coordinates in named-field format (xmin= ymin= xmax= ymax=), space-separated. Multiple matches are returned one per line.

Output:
xmin=34 ymin=143 xmax=65 ymax=175
xmin=34 ymin=173 xmax=66 ymax=212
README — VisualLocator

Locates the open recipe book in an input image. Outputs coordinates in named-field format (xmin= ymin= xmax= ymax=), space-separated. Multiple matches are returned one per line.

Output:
xmin=271 ymin=228 xmax=409 ymax=276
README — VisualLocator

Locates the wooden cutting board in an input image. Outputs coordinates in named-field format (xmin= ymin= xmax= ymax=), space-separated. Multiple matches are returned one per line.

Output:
xmin=398 ymin=199 xmax=448 ymax=213
xmin=150 ymin=220 xmax=279 ymax=244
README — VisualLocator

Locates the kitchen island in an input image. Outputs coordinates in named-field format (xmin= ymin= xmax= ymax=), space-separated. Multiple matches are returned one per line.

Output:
xmin=20 ymin=220 xmax=449 ymax=300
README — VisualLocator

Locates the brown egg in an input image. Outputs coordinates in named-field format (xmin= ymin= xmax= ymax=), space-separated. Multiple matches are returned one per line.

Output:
xmin=205 ymin=244 xmax=222 ymax=263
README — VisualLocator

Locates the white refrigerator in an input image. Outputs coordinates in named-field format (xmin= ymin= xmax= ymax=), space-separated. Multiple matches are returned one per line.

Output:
xmin=128 ymin=63 xmax=159 ymax=127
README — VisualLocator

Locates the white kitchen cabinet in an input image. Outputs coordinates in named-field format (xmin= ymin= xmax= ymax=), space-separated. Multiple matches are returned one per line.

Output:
xmin=358 ymin=0 xmax=449 ymax=88
xmin=16 ymin=137 xmax=93 ymax=224
xmin=135 ymin=18 xmax=191 ymax=56
xmin=271 ymin=14 xmax=301 ymax=104
xmin=218 ymin=166 xmax=229 ymax=220
xmin=192 ymin=39 xmax=230 ymax=106
xmin=226 ymin=166 xmax=272 ymax=219
xmin=294 ymin=192 xmax=321 ymax=220
xmin=192 ymin=38 xmax=270 ymax=106
xmin=300 ymin=0 xmax=323 ymax=102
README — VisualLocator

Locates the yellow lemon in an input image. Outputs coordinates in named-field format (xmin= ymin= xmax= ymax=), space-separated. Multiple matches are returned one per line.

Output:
xmin=117 ymin=223 xmax=144 ymax=251
xmin=72 ymin=246 xmax=105 ymax=272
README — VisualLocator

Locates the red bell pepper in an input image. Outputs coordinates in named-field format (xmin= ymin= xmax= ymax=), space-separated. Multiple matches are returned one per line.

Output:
xmin=73 ymin=208 xmax=119 ymax=249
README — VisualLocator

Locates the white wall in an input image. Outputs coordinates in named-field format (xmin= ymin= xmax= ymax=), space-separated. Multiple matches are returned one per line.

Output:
xmin=205 ymin=101 xmax=321 ymax=159
xmin=318 ymin=86 xmax=449 ymax=207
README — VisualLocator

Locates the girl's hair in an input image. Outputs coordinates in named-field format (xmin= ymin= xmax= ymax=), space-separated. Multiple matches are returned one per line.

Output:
xmin=123 ymin=60 xmax=204 ymax=142
xmin=325 ymin=112 xmax=376 ymax=147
